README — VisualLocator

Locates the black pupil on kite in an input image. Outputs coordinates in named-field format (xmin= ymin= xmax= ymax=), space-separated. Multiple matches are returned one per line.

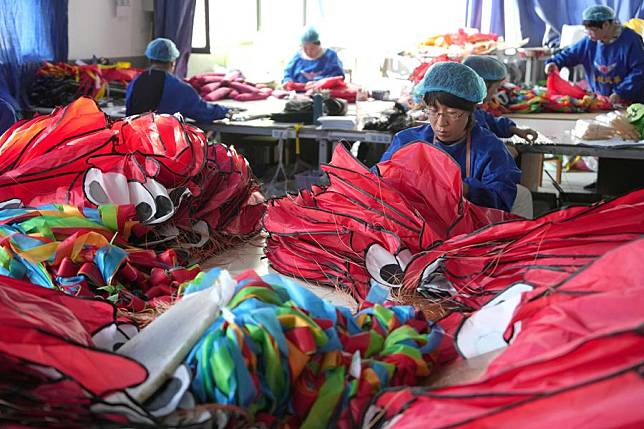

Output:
xmin=380 ymin=264 xmax=403 ymax=285
xmin=154 ymin=195 xmax=173 ymax=219
xmin=136 ymin=202 xmax=153 ymax=221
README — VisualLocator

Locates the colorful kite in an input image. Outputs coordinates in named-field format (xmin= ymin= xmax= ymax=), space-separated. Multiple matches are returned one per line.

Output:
xmin=0 ymin=97 xmax=265 ymax=256
xmin=183 ymin=268 xmax=442 ymax=429
xmin=264 ymin=142 xmax=512 ymax=302
xmin=0 ymin=204 xmax=199 ymax=311
xmin=364 ymin=235 xmax=644 ymax=428
xmin=0 ymin=275 xmax=148 ymax=428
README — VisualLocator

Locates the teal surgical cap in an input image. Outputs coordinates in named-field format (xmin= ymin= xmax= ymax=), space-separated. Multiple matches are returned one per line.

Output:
xmin=145 ymin=38 xmax=180 ymax=62
xmin=413 ymin=62 xmax=487 ymax=104
xmin=301 ymin=27 xmax=320 ymax=44
xmin=582 ymin=5 xmax=615 ymax=21
xmin=463 ymin=55 xmax=507 ymax=82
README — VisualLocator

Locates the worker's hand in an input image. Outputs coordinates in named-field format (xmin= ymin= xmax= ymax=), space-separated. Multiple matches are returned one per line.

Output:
xmin=515 ymin=127 xmax=538 ymax=142
xmin=283 ymin=81 xmax=296 ymax=91
xmin=544 ymin=63 xmax=558 ymax=74
xmin=608 ymin=92 xmax=622 ymax=106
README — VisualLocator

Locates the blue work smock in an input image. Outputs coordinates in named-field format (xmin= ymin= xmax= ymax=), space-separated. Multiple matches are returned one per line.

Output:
xmin=474 ymin=108 xmax=516 ymax=138
xmin=0 ymin=97 xmax=17 ymax=136
xmin=545 ymin=27 xmax=644 ymax=103
xmin=282 ymin=49 xmax=344 ymax=83
xmin=126 ymin=69 xmax=229 ymax=122
xmin=379 ymin=123 xmax=521 ymax=211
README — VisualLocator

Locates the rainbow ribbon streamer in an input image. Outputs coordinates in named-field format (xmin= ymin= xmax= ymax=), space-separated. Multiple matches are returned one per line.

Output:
xmin=185 ymin=271 xmax=443 ymax=429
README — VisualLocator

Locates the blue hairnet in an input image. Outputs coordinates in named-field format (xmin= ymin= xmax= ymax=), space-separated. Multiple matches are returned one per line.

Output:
xmin=412 ymin=62 xmax=487 ymax=104
xmin=145 ymin=38 xmax=180 ymax=62
xmin=582 ymin=5 xmax=615 ymax=21
xmin=301 ymin=27 xmax=320 ymax=44
xmin=462 ymin=56 xmax=507 ymax=82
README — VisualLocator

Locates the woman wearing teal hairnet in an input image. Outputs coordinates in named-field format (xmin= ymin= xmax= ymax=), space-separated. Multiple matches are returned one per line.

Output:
xmin=379 ymin=62 xmax=524 ymax=214
xmin=126 ymin=38 xmax=229 ymax=121
xmin=463 ymin=55 xmax=538 ymax=143
xmin=544 ymin=5 xmax=644 ymax=104
xmin=282 ymin=27 xmax=345 ymax=88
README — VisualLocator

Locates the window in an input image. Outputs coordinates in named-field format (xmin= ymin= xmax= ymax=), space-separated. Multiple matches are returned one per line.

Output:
xmin=192 ymin=0 xmax=210 ymax=53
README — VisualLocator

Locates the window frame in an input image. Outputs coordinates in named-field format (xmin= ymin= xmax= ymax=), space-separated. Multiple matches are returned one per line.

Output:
xmin=191 ymin=0 xmax=211 ymax=54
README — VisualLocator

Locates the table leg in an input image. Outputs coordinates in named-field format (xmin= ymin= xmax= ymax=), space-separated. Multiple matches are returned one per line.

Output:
xmin=519 ymin=153 xmax=544 ymax=192
xmin=318 ymin=139 xmax=329 ymax=164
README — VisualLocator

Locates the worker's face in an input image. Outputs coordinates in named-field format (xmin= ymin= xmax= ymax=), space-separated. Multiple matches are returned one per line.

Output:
xmin=427 ymin=101 xmax=470 ymax=142
xmin=302 ymin=42 xmax=322 ymax=58
xmin=584 ymin=22 xmax=611 ymax=42
xmin=485 ymin=81 xmax=502 ymax=103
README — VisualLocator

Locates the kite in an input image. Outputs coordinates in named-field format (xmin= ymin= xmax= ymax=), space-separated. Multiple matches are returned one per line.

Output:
xmin=264 ymin=142 xmax=512 ymax=302
xmin=0 ymin=97 xmax=265 ymax=257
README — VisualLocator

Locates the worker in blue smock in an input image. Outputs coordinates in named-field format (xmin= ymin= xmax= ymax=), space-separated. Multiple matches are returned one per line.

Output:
xmin=379 ymin=62 xmax=522 ymax=213
xmin=544 ymin=5 xmax=644 ymax=104
xmin=126 ymin=38 xmax=229 ymax=121
xmin=282 ymin=28 xmax=344 ymax=88
xmin=463 ymin=56 xmax=538 ymax=142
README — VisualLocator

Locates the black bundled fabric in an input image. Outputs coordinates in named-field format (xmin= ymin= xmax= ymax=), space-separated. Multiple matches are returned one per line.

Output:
xmin=271 ymin=95 xmax=347 ymax=124
xmin=29 ymin=76 xmax=80 ymax=107
xmin=323 ymin=97 xmax=348 ymax=116
xmin=363 ymin=102 xmax=414 ymax=133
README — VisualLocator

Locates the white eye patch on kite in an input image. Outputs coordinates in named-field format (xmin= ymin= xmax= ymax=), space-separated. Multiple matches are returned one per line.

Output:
xmin=456 ymin=283 xmax=534 ymax=359
xmin=365 ymin=244 xmax=412 ymax=288
xmin=84 ymin=169 xmax=174 ymax=224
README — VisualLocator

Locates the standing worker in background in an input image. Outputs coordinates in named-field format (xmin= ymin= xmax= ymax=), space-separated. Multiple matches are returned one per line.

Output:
xmin=282 ymin=28 xmax=344 ymax=89
xmin=544 ymin=5 xmax=644 ymax=104
xmin=463 ymin=55 xmax=538 ymax=143
xmin=126 ymin=38 xmax=229 ymax=121
xmin=379 ymin=62 xmax=532 ymax=216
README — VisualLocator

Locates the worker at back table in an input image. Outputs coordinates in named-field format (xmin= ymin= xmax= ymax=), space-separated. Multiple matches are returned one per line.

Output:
xmin=126 ymin=38 xmax=229 ymax=121
xmin=282 ymin=27 xmax=344 ymax=89
xmin=379 ymin=62 xmax=532 ymax=216
xmin=544 ymin=5 xmax=644 ymax=104
xmin=462 ymin=55 xmax=538 ymax=144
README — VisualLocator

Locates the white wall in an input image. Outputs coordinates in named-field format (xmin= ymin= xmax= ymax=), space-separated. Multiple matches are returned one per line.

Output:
xmin=68 ymin=0 xmax=153 ymax=59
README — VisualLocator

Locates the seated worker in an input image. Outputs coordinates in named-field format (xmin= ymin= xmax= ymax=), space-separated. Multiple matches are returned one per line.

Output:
xmin=544 ymin=5 xmax=644 ymax=104
xmin=462 ymin=56 xmax=538 ymax=142
xmin=126 ymin=38 xmax=229 ymax=121
xmin=379 ymin=62 xmax=524 ymax=214
xmin=282 ymin=27 xmax=344 ymax=88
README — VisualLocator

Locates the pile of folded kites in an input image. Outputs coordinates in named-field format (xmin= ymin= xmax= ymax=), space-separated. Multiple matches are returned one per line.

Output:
xmin=187 ymin=70 xmax=289 ymax=102
xmin=29 ymin=61 xmax=141 ymax=107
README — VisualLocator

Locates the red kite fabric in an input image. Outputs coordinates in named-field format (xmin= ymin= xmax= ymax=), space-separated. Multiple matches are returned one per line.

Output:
xmin=402 ymin=188 xmax=644 ymax=361
xmin=363 ymin=237 xmax=644 ymax=429
xmin=0 ymin=97 xmax=264 ymax=255
xmin=264 ymin=142 xmax=512 ymax=302
xmin=0 ymin=275 xmax=149 ymax=428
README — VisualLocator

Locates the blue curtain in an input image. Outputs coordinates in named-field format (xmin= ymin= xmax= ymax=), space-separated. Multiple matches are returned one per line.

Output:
xmin=0 ymin=0 xmax=68 ymax=111
xmin=466 ymin=0 xmax=506 ymax=35
xmin=516 ymin=0 xmax=644 ymax=47
xmin=154 ymin=0 xmax=196 ymax=78
xmin=467 ymin=0 xmax=643 ymax=47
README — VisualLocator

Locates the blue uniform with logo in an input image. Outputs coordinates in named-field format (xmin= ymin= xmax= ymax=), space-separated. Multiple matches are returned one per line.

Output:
xmin=545 ymin=27 xmax=644 ymax=102
xmin=283 ymin=49 xmax=344 ymax=83
xmin=379 ymin=123 xmax=521 ymax=211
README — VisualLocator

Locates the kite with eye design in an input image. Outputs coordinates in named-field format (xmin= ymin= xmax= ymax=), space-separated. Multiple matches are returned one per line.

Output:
xmin=264 ymin=142 xmax=512 ymax=302
xmin=0 ymin=97 xmax=264 ymax=254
